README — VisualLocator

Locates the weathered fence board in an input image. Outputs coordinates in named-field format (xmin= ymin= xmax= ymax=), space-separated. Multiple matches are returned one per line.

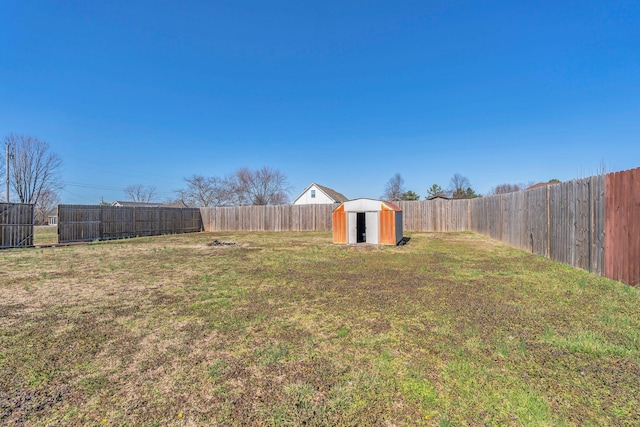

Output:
xmin=592 ymin=175 xmax=605 ymax=277
xmin=58 ymin=205 xmax=202 ymax=243
xmin=0 ymin=203 xmax=34 ymax=249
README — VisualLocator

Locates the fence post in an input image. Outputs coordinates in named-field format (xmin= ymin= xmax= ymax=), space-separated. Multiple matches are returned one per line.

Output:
xmin=546 ymin=185 xmax=550 ymax=258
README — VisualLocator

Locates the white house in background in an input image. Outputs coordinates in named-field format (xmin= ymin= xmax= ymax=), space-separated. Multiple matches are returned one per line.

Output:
xmin=292 ymin=183 xmax=348 ymax=205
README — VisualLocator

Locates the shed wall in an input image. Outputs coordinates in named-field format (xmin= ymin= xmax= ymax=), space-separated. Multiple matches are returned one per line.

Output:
xmin=379 ymin=210 xmax=396 ymax=245
xmin=332 ymin=209 xmax=347 ymax=243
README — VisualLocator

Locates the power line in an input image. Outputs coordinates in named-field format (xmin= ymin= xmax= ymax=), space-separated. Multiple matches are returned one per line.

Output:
xmin=59 ymin=188 xmax=100 ymax=204
xmin=56 ymin=181 xmax=178 ymax=196
xmin=58 ymin=181 xmax=124 ymax=191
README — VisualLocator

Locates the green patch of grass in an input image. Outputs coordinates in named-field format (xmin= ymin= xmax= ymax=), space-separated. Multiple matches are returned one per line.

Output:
xmin=207 ymin=360 xmax=228 ymax=380
xmin=543 ymin=326 xmax=555 ymax=341
xmin=578 ymin=277 xmax=587 ymax=290
xmin=441 ymin=357 xmax=552 ymax=425
xmin=255 ymin=342 xmax=290 ymax=365
xmin=518 ymin=338 xmax=527 ymax=356
xmin=401 ymin=371 xmax=438 ymax=412
xmin=552 ymin=330 xmax=634 ymax=357
xmin=77 ymin=374 xmax=108 ymax=392
xmin=496 ymin=340 xmax=510 ymax=358
xmin=336 ymin=326 xmax=350 ymax=338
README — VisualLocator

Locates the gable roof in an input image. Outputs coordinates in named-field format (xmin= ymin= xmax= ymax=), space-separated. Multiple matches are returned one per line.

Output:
xmin=112 ymin=201 xmax=180 ymax=208
xmin=292 ymin=183 xmax=348 ymax=204
xmin=526 ymin=181 xmax=560 ymax=190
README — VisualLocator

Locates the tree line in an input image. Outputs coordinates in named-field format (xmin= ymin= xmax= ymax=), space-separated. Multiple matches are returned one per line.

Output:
xmin=108 ymin=167 xmax=293 ymax=207
xmin=381 ymin=172 xmax=481 ymax=201
xmin=2 ymin=132 xmax=564 ymax=224
xmin=2 ymin=133 xmax=294 ymax=224
xmin=173 ymin=167 xmax=291 ymax=207
xmin=381 ymin=173 xmax=562 ymax=201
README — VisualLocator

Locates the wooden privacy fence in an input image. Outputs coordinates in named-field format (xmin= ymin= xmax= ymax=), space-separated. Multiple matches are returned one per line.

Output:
xmin=57 ymin=205 xmax=203 ymax=243
xmin=0 ymin=203 xmax=34 ymax=249
xmin=398 ymin=176 xmax=606 ymax=277
xmin=398 ymin=168 xmax=640 ymax=286
xmin=200 ymin=204 xmax=336 ymax=232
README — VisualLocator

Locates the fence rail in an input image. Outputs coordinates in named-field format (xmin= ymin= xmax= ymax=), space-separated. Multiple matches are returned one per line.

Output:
xmin=0 ymin=203 xmax=34 ymax=249
xmin=57 ymin=205 xmax=203 ymax=243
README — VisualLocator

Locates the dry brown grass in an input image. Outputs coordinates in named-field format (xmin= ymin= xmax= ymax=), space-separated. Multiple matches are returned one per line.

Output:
xmin=1 ymin=230 xmax=639 ymax=426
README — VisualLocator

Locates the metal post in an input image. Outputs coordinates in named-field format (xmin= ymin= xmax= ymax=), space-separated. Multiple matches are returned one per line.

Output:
xmin=5 ymin=142 xmax=9 ymax=203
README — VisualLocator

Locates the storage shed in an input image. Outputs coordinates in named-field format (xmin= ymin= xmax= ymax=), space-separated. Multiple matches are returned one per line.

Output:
xmin=333 ymin=198 xmax=403 ymax=245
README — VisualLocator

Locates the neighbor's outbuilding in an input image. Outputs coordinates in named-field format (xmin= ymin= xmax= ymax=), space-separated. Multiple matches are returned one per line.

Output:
xmin=332 ymin=198 xmax=403 ymax=245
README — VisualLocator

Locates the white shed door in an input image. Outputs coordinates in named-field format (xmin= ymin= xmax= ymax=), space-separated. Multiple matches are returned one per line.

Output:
xmin=365 ymin=212 xmax=379 ymax=244
xmin=347 ymin=212 xmax=358 ymax=244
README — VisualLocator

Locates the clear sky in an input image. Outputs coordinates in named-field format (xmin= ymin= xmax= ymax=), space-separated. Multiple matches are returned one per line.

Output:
xmin=2 ymin=0 xmax=639 ymax=204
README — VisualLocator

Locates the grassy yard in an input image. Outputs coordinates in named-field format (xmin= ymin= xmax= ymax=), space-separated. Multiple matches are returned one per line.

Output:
xmin=34 ymin=226 xmax=59 ymax=245
xmin=1 ymin=230 xmax=639 ymax=426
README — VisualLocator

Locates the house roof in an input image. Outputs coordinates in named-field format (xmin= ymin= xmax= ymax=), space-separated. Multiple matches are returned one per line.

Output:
xmin=292 ymin=183 xmax=348 ymax=204
xmin=112 ymin=201 xmax=180 ymax=208
xmin=526 ymin=181 xmax=560 ymax=190
xmin=426 ymin=195 xmax=450 ymax=200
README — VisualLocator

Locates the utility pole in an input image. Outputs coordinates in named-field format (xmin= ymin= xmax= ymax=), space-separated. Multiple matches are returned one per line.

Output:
xmin=5 ymin=142 xmax=9 ymax=203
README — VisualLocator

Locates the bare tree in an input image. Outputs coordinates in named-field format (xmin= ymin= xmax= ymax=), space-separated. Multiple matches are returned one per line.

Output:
xmin=234 ymin=166 xmax=291 ymax=205
xmin=0 ymin=147 xmax=5 ymax=186
xmin=490 ymin=183 xmax=522 ymax=195
xmin=34 ymin=189 xmax=59 ymax=225
xmin=124 ymin=184 xmax=156 ymax=203
xmin=228 ymin=168 xmax=251 ymax=206
xmin=176 ymin=174 xmax=235 ymax=207
xmin=381 ymin=173 xmax=405 ymax=201
xmin=448 ymin=173 xmax=479 ymax=199
xmin=176 ymin=167 xmax=291 ymax=207
xmin=4 ymin=133 xmax=63 ymax=204
xmin=449 ymin=173 xmax=469 ymax=197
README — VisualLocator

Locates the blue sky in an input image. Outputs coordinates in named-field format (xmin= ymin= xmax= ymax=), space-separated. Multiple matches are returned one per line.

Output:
xmin=2 ymin=0 xmax=639 ymax=204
